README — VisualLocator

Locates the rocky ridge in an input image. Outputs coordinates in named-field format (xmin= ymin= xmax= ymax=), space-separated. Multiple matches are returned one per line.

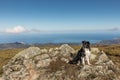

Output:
xmin=1 ymin=44 xmax=120 ymax=80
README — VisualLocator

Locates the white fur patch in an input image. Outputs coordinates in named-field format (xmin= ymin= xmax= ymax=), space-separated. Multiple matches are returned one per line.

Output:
xmin=82 ymin=48 xmax=91 ymax=65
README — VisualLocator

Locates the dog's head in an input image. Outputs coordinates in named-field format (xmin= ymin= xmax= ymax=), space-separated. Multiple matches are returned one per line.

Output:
xmin=82 ymin=41 xmax=90 ymax=49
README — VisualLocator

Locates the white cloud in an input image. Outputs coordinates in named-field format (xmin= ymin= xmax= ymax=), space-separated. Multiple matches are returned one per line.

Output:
xmin=6 ymin=26 xmax=26 ymax=33
xmin=107 ymin=27 xmax=119 ymax=31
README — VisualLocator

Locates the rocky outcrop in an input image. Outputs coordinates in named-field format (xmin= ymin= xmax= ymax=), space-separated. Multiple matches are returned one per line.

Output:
xmin=78 ymin=52 xmax=120 ymax=80
xmin=2 ymin=47 xmax=40 ymax=80
xmin=89 ymin=48 xmax=99 ymax=60
xmin=95 ymin=51 xmax=110 ymax=64
xmin=13 ymin=47 xmax=41 ymax=59
xmin=59 ymin=44 xmax=75 ymax=57
xmin=1 ymin=44 xmax=120 ymax=80
xmin=48 ymin=44 xmax=75 ymax=62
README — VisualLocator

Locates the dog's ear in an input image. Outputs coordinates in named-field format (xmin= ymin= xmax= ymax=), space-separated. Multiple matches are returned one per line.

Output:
xmin=82 ymin=41 xmax=85 ymax=44
xmin=87 ymin=41 xmax=90 ymax=45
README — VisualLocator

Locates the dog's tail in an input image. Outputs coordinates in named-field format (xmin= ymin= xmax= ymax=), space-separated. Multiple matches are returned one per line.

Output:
xmin=68 ymin=54 xmax=80 ymax=64
xmin=68 ymin=60 xmax=78 ymax=64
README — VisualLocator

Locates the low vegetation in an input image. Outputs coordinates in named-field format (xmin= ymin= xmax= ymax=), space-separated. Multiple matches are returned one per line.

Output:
xmin=98 ymin=45 xmax=120 ymax=56
xmin=48 ymin=57 xmax=81 ymax=80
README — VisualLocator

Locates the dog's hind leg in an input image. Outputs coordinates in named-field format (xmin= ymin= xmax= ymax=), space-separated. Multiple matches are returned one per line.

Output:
xmin=81 ymin=57 xmax=85 ymax=65
xmin=79 ymin=57 xmax=82 ymax=65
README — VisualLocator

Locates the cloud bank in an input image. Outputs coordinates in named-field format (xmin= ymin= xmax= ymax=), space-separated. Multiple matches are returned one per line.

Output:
xmin=1 ymin=26 xmax=119 ymax=34
xmin=4 ymin=25 xmax=42 ymax=34
xmin=107 ymin=27 xmax=119 ymax=31
xmin=6 ymin=26 xmax=26 ymax=33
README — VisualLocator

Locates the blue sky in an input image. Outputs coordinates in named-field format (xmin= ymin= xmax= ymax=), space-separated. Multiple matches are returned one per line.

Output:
xmin=0 ymin=0 xmax=120 ymax=34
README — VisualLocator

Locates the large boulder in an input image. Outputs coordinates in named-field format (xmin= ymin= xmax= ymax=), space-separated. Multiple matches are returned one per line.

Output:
xmin=48 ymin=47 xmax=60 ymax=57
xmin=59 ymin=44 xmax=75 ymax=57
xmin=2 ymin=47 xmax=51 ymax=80
xmin=13 ymin=47 xmax=41 ymax=59
xmin=48 ymin=44 xmax=75 ymax=63
xmin=96 ymin=51 xmax=110 ymax=64
xmin=90 ymin=53 xmax=97 ymax=60
xmin=3 ymin=57 xmax=39 ymax=80
xmin=91 ymin=48 xmax=100 ymax=53
xmin=34 ymin=53 xmax=51 ymax=68
xmin=78 ymin=63 xmax=119 ymax=80
xmin=77 ymin=51 xmax=120 ymax=80
xmin=59 ymin=44 xmax=75 ymax=62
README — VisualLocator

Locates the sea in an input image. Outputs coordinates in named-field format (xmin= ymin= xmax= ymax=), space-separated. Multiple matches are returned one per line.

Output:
xmin=0 ymin=32 xmax=120 ymax=44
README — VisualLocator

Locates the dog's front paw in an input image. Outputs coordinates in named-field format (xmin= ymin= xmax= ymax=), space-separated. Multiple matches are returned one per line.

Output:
xmin=88 ymin=63 xmax=92 ymax=65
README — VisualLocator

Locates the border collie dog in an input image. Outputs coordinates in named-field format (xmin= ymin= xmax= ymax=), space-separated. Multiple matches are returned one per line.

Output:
xmin=69 ymin=41 xmax=91 ymax=65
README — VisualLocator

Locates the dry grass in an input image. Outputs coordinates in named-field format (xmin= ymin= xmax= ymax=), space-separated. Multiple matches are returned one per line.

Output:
xmin=48 ymin=56 xmax=82 ymax=80
xmin=98 ymin=45 xmax=120 ymax=56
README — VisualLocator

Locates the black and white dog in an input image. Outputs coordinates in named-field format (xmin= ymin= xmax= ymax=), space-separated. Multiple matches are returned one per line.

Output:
xmin=69 ymin=41 xmax=91 ymax=65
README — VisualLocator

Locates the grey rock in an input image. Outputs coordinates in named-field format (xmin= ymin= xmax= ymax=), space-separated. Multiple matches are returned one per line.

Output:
xmin=59 ymin=44 xmax=75 ymax=62
xmin=33 ymin=50 xmax=51 ymax=68
xmin=91 ymin=48 xmax=100 ymax=53
xmin=3 ymin=56 xmax=39 ymax=80
xmin=90 ymin=54 xmax=96 ymax=60
xmin=36 ymin=58 xmax=51 ymax=68
xmin=48 ymin=48 xmax=60 ymax=57
xmin=59 ymin=44 xmax=75 ymax=57
xmin=13 ymin=47 xmax=41 ymax=59
xmin=96 ymin=51 xmax=110 ymax=64
xmin=48 ymin=44 xmax=75 ymax=62
xmin=35 ymin=54 xmax=50 ymax=60
xmin=2 ymin=47 xmax=41 ymax=80
xmin=41 ymin=48 xmax=48 ymax=54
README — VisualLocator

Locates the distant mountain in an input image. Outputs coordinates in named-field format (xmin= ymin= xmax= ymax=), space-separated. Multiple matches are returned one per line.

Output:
xmin=96 ymin=38 xmax=120 ymax=45
xmin=0 ymin=42 xmax=30 ymax=50
xmin=0 ymin=42 xmax=79 ymax=50
xmin=1 ymin=38 xmax=120 ymax=50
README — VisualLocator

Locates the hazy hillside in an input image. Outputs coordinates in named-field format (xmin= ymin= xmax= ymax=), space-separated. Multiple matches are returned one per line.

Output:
xmin=0 ymin=42 xmax=30 ymax=50
xmin=97 ymin=38 xmax=120 ymax=45
xmin=0 ymin=38 xmax=120 ymax=50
